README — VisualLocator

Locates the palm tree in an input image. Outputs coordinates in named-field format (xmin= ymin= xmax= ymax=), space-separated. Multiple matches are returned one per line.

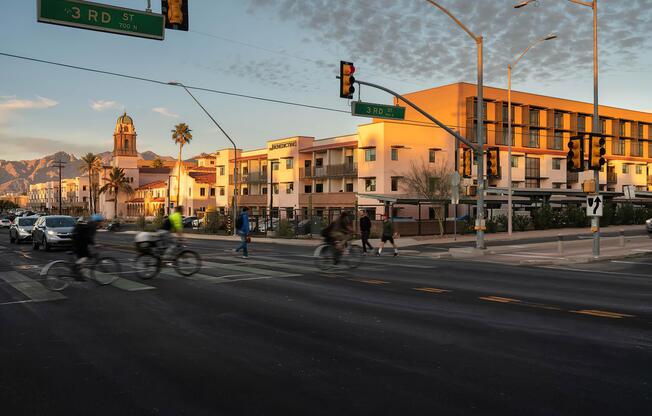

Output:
xmin=79 ymin=152 xmax=102 ymax=214
xmin=152 ymin=157 xmax=165 ymax=168
xmin=98 ymin=167 xmax=133 ymax=219
xmin=171 ymin=123 xmax=193 ymax=206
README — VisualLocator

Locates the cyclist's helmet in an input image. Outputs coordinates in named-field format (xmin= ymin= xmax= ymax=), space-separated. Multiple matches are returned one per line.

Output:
xmin=90 ymin=214 xmax=105 ymax=223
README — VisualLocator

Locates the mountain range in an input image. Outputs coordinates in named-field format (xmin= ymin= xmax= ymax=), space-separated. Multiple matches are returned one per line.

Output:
xmin=0 ymin=151 xmax=175 ymax=194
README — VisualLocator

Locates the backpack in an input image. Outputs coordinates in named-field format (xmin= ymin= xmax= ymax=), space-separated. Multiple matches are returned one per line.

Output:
xmin=235 ymin=214 xmax=244 ymax=230
xmin=161 ymin=217 xmax=172 ymax=231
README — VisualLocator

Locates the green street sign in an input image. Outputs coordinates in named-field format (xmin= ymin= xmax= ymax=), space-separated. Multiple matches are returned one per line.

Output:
xmin=351 ymin=101 xmax=405 ymax=120
xmin=37 ymin=0 xmax=165 ymax=41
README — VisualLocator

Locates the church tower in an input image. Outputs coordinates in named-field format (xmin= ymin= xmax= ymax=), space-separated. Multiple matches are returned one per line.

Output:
xmin=104 ymin=112 xmax=140 ymax=219
xmin=113 ymin=112 xmax=137 ymax=157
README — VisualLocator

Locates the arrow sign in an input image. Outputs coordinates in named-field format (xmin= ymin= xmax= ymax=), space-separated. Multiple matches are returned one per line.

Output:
xmin=586 ymin=194 xmax=603 ymax=217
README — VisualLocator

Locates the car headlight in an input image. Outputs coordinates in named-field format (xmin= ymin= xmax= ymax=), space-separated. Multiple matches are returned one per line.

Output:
xmin=646 ymin=219 xmax=652 ymax=225
xmin=18 ymin=228 xmax=30 ymax=235
xmin=47 ymin=230 xmax=57 ymax=236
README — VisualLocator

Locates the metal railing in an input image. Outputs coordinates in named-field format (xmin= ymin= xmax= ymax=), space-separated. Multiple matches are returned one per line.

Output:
xmin=299 ymin=163 xmax=358 ymax=179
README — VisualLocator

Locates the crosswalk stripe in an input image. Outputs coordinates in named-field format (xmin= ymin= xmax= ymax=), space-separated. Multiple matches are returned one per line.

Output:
xmin=109 ymin=277 xmax=156 ymax=291
xmin=208 ymin=255 xmax=318 ymax=273
xmin=0 ymin=271 xmax=66 ymax=301
xmin=159 ymin=268 xmax=231 ymax=283
xmin=201 ymin=260 xmax=301 ymax=278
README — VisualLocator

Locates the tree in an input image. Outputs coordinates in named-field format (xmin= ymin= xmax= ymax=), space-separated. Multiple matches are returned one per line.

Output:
xmin=79 ymin=153 xmax=102 ymax=214
xmin=400 ymin=158 xmax=458 ymax=236
xmin=171 ymin=123 xmax=193 ymax=206
xmin=98 ymin=167 xmax=133 ymax=219
xmin=152 ymin=157 xmax=165 ymax=168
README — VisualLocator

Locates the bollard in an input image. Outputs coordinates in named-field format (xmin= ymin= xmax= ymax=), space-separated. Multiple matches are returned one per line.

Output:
xmin=557 ymin=234 xmax=564 ymax=255
xmin=619 ymin=229 xmax=625 ymax=247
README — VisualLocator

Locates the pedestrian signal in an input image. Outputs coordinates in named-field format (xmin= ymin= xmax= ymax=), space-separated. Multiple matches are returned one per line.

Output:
xmin=588 ymin=133 xmax=606 ymax=170
xmin=340 ymin=61 xmax=355 ymax=99
xmin=567 ymin=136 xmax=584 ymax=172
xmin=162 ymin=0 xmax=189 ymax=31
xmin=487 ymin=147 xmax=500 ymax=178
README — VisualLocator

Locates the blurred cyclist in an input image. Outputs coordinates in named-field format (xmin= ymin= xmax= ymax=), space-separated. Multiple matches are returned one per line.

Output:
xmin=72 ymin=214 xmax=104 ymax=280
xmin=322 ymin=212 xmax=353 ymax=264
xmin=159 ymin=206 xmax=183 ymax=259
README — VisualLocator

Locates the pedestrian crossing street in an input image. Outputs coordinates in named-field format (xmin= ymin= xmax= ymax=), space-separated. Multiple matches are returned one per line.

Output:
xmin=0 ymin=250 xmax=434 ymax=306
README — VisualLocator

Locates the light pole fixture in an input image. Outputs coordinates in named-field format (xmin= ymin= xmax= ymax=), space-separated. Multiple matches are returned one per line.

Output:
xmin=168 ymin=81 xmax=239 ymax=237
xmin=506 ymin=33 xmax=557 ymax=237
xmin=516 ymin=0 xmax=600 ymax=257
xmin=426 ymin=0 xmax=487 ymax=249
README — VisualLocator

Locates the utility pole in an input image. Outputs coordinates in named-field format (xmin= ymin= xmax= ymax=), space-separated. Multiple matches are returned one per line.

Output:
xmin=268 ymin=161 xmax=276 ymax=232
xmin=53 ymin=160 xmax=66 ymax=215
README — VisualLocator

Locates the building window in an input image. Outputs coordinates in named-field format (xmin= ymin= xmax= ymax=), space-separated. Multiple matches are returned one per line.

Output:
xmin=577 ymin=115 xmax=586 ymax=132
xmin=525 ymin=157 xmax=540 ymax=179
xmin=526 ymin=130 xmax=540 ymax=148
xmin=262 ymin=187 xmax=268 ymax=195
xmin=200 ymin=187 xmax=206 ymax=197
xmin=620 ymin=121 xmax=627 ymax=137
xmin=315 ymin=183 xmax=323 ymax=193
xmin=82 ymin=185 xmax=87 ymax=191
xmin=613 ymin=139 xmax=626 ymax=155
xmin=511 ymin=156 xmax=518 ymax=168
xmin=525 ymin=178 xmax=540 ymax=189
xmin=273 ymin=184 xmax=279 ymax=194
xmin=552 ymin=159 xmax=561 ymax=170
xmin=304 ymin=185 xmax=312 ymax=193
xmin=285 ymin=158 xmax=293 ymax=169
xmin=551 ymin=131 xmax=563 ymax=150
xmin=242 ymin=166 xmax=249 ymax=175
xmin=529 ymin=109 xmax=540 ymax=127
xmin=600 ymin=118 xmax=606 ymax=134
xmin=554 ymin=112 xmax=564 ymax=129
xmin=242 ymin=187 xmax=249 ymax=195
xmin=429 ymin=149 xmax=436 ymax=163
xmin=428 ymin=177 xmax=439 ymax=192
xmin=391 ymin=177 xmax=399 ymax=192
xmin=219 ymin=187 xmax=225 ymax=196
xmin=622 ymin=164 xmax=629 ymax=174
xmin=315 ymin=158 xmax=323 ymax=167
xmin=365 ymin=178 xmax=376 ymax=192
xmin=285 ymin=182 xmax=294 ymax=194
xmin=636 ymin=165 xmax=644 ymax=175
xmin=638 ymin=124 xmax=644 ymax=139
xmin=219 ymin=166 xmax=225 ymax=176
xmin=391 ymin=148 xmax=398 ymax=161
xmin=210 ymin=188 xmax=215 ymax=197
xmin=83 ymin=197 xmax=87 ymax=202
xmin=345 ymin=183 xmax=353 ymax=192
xmin=365 ymin=148 xmax=376 ymax=162
xmin=552 ymin=183 xmax=562 ymax=189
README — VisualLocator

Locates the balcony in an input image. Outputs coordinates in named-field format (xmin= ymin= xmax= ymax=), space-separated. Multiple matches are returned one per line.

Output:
xmin=300 ymin=164 xmax=358 ymax=179
xmin=237 ymin=194 xmax=267 ymax=206
xmin=607 ymin=172 xmax=617 ymax=184
xmin=299 ymin=192 xmax=356 ymax=206
xmin=229 ymin=172 xmax=268 ymax=184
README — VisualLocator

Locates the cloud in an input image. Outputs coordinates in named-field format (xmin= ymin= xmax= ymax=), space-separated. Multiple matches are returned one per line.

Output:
xmin=90 ymin=100 xmax=120 ymax=111
xmin=0 ymin=96 xmax=58 ymax=111
xmin=0 ymin=132 xmax=107 ymax=161
xmin=152 ymin=107 xmax=179 ymax=118
xmin=245 ymin=0 xmax=652 ymax=86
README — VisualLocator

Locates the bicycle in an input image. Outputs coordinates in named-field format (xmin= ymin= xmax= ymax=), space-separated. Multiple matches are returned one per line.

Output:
xmin=133 ymin=234 xmax=201 ymax=279
xmin=39 ymin=249 xmax=121 ymax=291
xmin=314 ymin=239 xmax=364 ymax=271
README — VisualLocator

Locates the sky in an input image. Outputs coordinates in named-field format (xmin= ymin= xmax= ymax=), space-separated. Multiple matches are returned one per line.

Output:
xmin=1 ymin=0 xmax=651 ymax=161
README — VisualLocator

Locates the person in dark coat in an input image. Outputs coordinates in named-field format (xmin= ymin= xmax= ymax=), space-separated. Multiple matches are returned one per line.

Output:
xmin=359 ymin=210 xmax=373 ymax=254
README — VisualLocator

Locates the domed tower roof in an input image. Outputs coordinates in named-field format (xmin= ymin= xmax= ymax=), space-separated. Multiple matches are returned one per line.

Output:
xmin=114 ymin=112 xmax=135 ymax=134
xmin=113 ymin=111 xmax=137 ymax=157
xmin=116 ymin=111 xmax=133 ymax=125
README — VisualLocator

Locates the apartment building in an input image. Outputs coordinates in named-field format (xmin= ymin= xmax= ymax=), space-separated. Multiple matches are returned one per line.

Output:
xmin=28 ymin=176 xmax=90 ymax=213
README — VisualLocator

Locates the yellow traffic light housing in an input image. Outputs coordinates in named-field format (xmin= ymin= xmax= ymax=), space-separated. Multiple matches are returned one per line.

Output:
xmin=567 ymin=136 xmax=584 ymax=172
xmin=340 ymin=61 xmax=355 ymax=99
xmin=462 ymin=148 xmax=473 ymax=178
xmin=162 ymin=0 xmax=189 ymax=31
xmin=588 ymin=133 xmax=606 ymax=170
xmin=486 ymin=147 xmax=500 ymax=178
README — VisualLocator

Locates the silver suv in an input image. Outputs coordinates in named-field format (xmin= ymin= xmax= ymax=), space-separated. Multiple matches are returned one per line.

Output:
xmin=9 ymin=216 xmax=38 ymax=244
xmin=32 ymin=215 xmax=77 ymax=251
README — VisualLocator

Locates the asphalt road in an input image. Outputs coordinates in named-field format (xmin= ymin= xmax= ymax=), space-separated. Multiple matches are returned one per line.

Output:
xmin=0 ymin=228 xmax=651 ymax=415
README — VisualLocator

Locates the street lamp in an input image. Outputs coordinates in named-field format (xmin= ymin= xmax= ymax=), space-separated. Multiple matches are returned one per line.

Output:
xmin=168 ymin=81 xmax=239 ymax=237
xmin=506 ymin=33 xmax=557 ymax=237
xmin=426 ymin=0 xmax=487 ymax=249
xmin=516 ymin=0 xmax=600 ymax=257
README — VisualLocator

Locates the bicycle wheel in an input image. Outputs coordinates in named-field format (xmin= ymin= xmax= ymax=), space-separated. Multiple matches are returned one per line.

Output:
xmin=174 ymin=250 xmax=201 ymax=276
xmin=314 ymin=244 xmax=334 ymax=271
xmin=343 ymin=244 xmax=364 ymax=269
xmin=134 ymin=253 xmax=161 ymax=280
xmin=90 ymin=257 xmax=121 ymax=285
xmin=41 ymin=261 xmax=73 ymax=291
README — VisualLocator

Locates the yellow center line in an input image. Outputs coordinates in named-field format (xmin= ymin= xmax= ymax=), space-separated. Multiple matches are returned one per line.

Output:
xmin=478 ymin=296 xmax=520 ymax=304
xmin=348 ymin=278 xmax=390 ymax=285
xmin=570 ymin=309 xmax=635 ymax=319
xmin=414 ymin=287 xmax=451 ymax=294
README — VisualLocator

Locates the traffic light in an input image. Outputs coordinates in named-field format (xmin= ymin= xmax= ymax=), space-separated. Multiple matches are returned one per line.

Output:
xmin=567 ymin=136 xmax=584 ymax=172
xmin=340 ymin=61 xmax=355 ymax=99
xmin=486 ymin=147 xmax=500 ymax=178
xmin=162 ymin=0 xmax=189 ymax=31
xmin=588 ymin=133 xmax=606 ymax=170
xmin=462 ymin=148 xmax=473 ymax=178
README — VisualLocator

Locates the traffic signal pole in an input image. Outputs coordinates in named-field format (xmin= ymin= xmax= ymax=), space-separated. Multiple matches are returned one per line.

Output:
xmin=591 ymin=0 xmax=600 ymax=257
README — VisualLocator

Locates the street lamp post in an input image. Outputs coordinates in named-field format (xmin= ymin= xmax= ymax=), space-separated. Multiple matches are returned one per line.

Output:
xmin=426 ymin=0 xmax=486 ymax=249
xmin=517 ymin=0 xmax=600 ymax=257
xmin=507 ymin=34 xmax=557 ymax=237
xmin=168 ymin=81 xmax=238 ymax=237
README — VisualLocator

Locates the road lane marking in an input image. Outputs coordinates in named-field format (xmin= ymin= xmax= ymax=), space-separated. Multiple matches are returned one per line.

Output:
xmin=611 ymin=260 xmax=652 ymax=265
xmin=414 ymin=287 xmax=450 ymax=294
xmin=348 ymin=279 xmax=390 ymax=285
xmin=478 ymin=296 xmax=520 ymax=303
xmin=0 ymin=298 xmax=56 ymax=306
xmin=202 ymin=260 xmax=301 ymax=278
xmin=498 ymin=253 xmax=566 ymax=259
xmin=110 ymin=278 xmax=156 ymax=291
xmin=540 ymin=266 xmax=651 ymax=278
xmin=570 ymin=309 xmax=635 ymax=319
xmin=0 ymin=271 xmax=66 ymax=302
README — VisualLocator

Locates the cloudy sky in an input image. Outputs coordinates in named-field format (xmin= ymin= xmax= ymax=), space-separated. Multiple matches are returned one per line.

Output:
xmin=1 ymin=0 xmax=651 ymax=160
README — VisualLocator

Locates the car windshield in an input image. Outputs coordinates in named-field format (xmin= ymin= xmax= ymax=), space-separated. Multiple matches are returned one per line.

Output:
xmin=45 ymin=217 xmax=76 ymax=228
xmin=18 ymin=218 xmax=37 ymax=226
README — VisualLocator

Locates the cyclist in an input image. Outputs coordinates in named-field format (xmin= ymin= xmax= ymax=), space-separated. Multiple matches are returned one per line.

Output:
xmin=160 ymin=206 xmax=183 ymax=258
xmin=72 ymin=214 xmax=104 ymax=280
xmin=322 ymin=212 xmax=353 ymax=264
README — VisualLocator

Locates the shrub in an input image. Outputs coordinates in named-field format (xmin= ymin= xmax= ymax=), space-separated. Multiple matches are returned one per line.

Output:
xmin=551 ymin=209 xmax=568 ymax=229
xmin=634 ymin=207 xmax=651 ymax=224
xmin=532 ymin=204 xmax=553 ymax=230
xmin=512 ymin=213 xmax=531 ymax=231
xmin=495 ymin=214 xmax=508 ymax=232
xmin=600 ymin=202 xmax=615 ymax=227
xmin=277 ymin=219 xmax=295 ymax=238
xmin=615 ymin=203 xmax=635 ymax=225
xmin=566 ymin=205 xmax=588 ymax=228
xmin=486 ymin=218 xmax=498 ymax=233
xmin=204 ymin=210 xmax=221 ymax=233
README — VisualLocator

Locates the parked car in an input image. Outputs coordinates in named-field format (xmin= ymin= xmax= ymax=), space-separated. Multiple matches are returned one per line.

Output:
xmin=0 ymin=218 xmax=11 ymax=228
xmin=183 ymin=216 xmax=197 ymax=228
xmin=646 ymin=218 xmax=652 ymax=233
xmin=32 ymin=215 xmax=77 ymax=251
xmin=9 ymin=216 xmax=38 ymax=244
xmin=192 ymin=217 xmax=205 ymax=228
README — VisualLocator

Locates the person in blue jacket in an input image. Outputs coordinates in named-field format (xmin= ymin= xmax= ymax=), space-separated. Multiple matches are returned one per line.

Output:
xmin=234 ymin=206 xmax=250 ymax=259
